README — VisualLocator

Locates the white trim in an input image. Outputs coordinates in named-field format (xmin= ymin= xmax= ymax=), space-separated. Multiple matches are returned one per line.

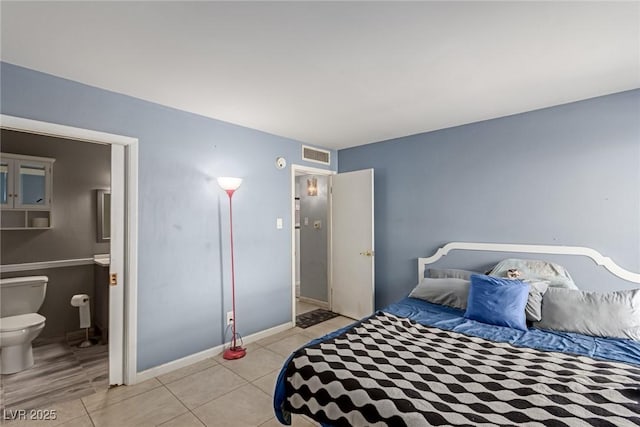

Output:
xmin=292 ymin=164 xmax=334 ymax=177
xmin=1 ymin=258 xmax=93 ymax=273
xmin=418 ymin=242 xmax=640 ymax=283
xmin=109 ymin=144 xmax=125 ymax=385
xmin=0 ymin=114 xmax=139 ymax=386
xmin=297 ymin=296 xmax=330 ymax=310
xmin=0 ymin=115 xmax=136 ymax=146
xmin=135 ymin=343 xmax=225 ymax=384
xmin=1 ymin=152 xmax=56 ymax=164
xmin=290 ymin=164 xmax=335 ymax=326
xmin=135 ymin=321 xmax=294 ymax=383
xmin=124 ymin=142 xmax=139 ymax=385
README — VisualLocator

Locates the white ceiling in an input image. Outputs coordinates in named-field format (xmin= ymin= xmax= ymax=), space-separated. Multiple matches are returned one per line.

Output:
xmin=1 ymin=1 xmax=638 ymax=150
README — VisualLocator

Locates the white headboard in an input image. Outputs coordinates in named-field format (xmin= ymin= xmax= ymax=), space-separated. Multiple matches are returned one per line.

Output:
xmin=419 ymin=242 xmax=640 ymax=284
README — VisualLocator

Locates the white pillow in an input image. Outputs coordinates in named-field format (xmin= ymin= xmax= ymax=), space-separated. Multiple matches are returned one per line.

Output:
xmin=534 ymin=288 xmax=640 ymax=341
xmin=490 ymin=258 xmax=578 ymax=290
xmin=428 ymin=268 xmax=479 ymax=281
xmin=410 ymin=276 xmax=549 ymax=322
xmin=409 ymin=278 xmax=470 ymax=310
xmin=524 ymin=281 xmax=549 ymax=322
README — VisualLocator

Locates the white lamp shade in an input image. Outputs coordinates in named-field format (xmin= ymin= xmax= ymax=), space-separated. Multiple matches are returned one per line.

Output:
xmin=217 ymin=177 xmax=242 ymax=191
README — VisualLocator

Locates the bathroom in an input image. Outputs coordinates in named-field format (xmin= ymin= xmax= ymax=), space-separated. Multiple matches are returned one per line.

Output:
xmin=0 ymin=129 xmax=112 ymax=411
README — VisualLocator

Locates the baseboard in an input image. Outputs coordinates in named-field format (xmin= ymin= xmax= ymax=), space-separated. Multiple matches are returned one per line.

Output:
xmin=298 ymin=296 xmax=329 ymax=310
xmin=242 ymin=321 xmax=295 ymax=345
xmin=65 ymin=327 xmax=98 ymax=343
xmin=134 ymin=320 xmax=294 ymax=384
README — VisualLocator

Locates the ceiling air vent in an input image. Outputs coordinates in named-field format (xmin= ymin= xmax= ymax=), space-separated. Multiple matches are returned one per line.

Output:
xmin=302 ymin=145 xmax=330 ymax=165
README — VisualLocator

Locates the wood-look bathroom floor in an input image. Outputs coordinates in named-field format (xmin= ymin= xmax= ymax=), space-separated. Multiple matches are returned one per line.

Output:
xmin=0 ymin=337 xmax=108 ymax=412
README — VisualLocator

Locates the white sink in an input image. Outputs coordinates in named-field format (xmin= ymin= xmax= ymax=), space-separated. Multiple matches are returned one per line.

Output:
xmin=94 ymin=254 xmax=110 ymax=267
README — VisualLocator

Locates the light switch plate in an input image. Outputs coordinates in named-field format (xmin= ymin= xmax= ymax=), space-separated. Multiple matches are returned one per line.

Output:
xmin=276 ymin=218 xmax=283 ymax=229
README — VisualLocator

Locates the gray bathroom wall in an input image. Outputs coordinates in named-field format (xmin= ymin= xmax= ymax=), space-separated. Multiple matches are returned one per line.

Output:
xmin=299 ymin=175 xmax=328 ymax=302
xmin=1 ymin=266 xmax=95 ymax=338
xmin=1 ymin=129 xmax=111 ymax=263
xmin=1 ymin=130 xmax=111 ymax=338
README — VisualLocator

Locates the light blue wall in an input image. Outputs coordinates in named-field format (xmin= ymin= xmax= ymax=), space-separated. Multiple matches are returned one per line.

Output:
xmin=339 ymin=90 xmax=640 ymax=308
xmin=0 ymin=62 xmax=336 ymax=370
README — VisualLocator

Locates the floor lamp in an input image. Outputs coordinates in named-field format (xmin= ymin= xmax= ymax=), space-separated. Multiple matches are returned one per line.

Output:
xmin=218 ymin=176 xmax=246 ymax=360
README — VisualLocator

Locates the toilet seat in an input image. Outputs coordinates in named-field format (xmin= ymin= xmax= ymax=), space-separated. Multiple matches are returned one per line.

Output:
xmin=1 ymin=313 xmax=45 ymax=332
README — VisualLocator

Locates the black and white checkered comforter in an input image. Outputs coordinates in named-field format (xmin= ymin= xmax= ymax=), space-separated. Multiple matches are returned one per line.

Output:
xmin=282 ymin=312 xmax=640 ymax=426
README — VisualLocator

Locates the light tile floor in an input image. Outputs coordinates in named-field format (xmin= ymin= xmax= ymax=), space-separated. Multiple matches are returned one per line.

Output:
xmin=3 ymin=315 xmax=356 ymax=427
xmin=295 ymin=299 xmax=322 ymax=315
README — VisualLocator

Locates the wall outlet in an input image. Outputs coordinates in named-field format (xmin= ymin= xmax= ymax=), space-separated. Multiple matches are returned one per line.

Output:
xmin=226 ymin=311 xmax=234 ymax=326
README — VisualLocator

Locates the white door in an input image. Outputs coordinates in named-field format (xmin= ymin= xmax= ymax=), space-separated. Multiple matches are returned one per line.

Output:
xmin=330 ymin=169 xmax=374 ymax=319
xmin=109 ymin=144 xmax=124 ymax=385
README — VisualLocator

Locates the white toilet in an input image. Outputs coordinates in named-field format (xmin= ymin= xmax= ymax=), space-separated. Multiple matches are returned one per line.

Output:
xmin=0 ymin=276 xmax=48 ymax=374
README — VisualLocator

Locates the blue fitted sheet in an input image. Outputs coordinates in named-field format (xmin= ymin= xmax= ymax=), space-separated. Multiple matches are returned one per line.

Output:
xmin=386 ymin=297 xmax=640 ymax=365
xmin=274 ymin=297 xmax=640 ymax=425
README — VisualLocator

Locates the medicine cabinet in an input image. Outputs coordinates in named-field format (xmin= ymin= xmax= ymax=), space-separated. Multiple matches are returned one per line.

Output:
xmin=96 ymin=189 xmax=110 ymax=242
xmin=1 ymin=152 xmax=55 ymax=229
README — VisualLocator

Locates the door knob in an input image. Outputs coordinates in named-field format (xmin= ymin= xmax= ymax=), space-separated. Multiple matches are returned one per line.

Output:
xmin=359 ymin=250 xmax=374 ymax=257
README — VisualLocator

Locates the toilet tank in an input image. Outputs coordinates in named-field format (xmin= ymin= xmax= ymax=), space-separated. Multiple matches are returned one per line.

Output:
xmin=0 ymin=276 xmax=48 ymax=317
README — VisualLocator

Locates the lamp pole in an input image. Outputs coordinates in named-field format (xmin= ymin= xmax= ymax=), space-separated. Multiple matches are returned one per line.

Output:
xmin=217 ymin=177 xmax=246 ymax=360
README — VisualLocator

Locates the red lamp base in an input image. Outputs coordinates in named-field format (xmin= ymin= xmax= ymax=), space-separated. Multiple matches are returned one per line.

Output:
xmin=223 ymin=346 xmax=247 ymax=360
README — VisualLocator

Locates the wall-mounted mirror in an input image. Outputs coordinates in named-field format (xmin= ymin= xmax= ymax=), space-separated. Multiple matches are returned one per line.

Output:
xmin=96 ymin=189 xmax=110 ymax=243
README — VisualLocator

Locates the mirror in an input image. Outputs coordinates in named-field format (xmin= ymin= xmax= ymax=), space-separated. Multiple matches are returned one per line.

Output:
xmin=0 ymin=162 xmax=8 ymax=205
xmin=19 ymin=164 xmax=47 ymax=205
xmin=96 ymin=189 xmax=111 ymax=243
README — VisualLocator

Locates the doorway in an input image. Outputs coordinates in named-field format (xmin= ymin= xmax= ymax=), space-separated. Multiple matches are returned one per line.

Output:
xmin=0 ymin=130 xmax=111 ymax=409
xmin=290 ymin=165 xmax=375 ymax=325
xmin=0 ymin=114 xmax=138 ymax=386
xmin=291 ymin=165 xmax=334 ymax=324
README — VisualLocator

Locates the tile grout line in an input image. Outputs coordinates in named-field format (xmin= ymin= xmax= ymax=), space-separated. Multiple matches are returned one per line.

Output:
xmin=160 ymin=363 xmax=249 ymax=416
xmin=186 ymin=365 xmax=250 ymax=413
xmin=80 ymin=397 xmax=97 ymax=427
xmin=81 ymin=380 xmax=165 ymax=414
xmin=156 ymin=383 xmax=194 ymax=426
xmin=189 ymin=407 xmax=208 ymax=427
xmin=156 ymin=358 xmax=221 ymax=387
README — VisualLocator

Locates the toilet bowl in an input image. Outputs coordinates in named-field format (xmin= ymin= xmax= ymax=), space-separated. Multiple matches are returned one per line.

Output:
xmin=0 ymin=276 xmax=48 ymax=374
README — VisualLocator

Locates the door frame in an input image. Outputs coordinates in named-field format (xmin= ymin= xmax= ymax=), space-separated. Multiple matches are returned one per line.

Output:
xmin=0 ymin=114 xmax=139 ymax=385
xmin=290 ymin=164 xmax=334 ymax=325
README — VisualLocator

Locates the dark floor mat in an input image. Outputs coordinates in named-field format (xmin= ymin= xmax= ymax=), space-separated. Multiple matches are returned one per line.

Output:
xmin=296 ymin=309 xmax=339 ymax=329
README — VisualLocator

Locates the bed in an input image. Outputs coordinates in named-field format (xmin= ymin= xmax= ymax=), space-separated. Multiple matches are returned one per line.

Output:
xmin=274 ymin=243 xmax=640 ymax=426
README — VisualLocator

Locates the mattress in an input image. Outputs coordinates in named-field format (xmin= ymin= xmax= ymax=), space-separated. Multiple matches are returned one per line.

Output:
xmin=274 ymin=298 xmax=640 ymax=426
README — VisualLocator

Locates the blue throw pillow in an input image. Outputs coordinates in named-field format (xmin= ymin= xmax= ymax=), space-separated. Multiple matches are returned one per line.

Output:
xmin=464 ymin=274 xmax=530 ymax=331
